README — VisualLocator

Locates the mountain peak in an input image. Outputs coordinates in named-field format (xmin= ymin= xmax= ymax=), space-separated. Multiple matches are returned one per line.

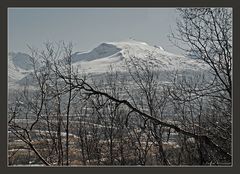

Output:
xmin=105 ymin=38 xmax=148 ymax=46
xmin=103 ymin=39 xmax=150 ymax=49
xmin=8 ymin=52 xmax=33 ymax=71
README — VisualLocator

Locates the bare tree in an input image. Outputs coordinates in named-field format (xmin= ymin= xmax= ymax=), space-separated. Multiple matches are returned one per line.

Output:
xmin=170 ymin=8 xmax=232 ymax=100
xmin=168 ymin=8 xmax=232 ymax=164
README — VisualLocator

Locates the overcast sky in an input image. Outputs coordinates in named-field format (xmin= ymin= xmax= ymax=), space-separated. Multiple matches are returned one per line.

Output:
xmin=8 ymin=8 xmax=183 ymax=55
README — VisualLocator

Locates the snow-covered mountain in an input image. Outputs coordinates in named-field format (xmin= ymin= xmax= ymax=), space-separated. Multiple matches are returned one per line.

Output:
xmin=71 ymin=40 xmax=207 ymax=73
xmin=8 ymin=52 xmax=33 ymax=84
xmin=8 ymin=40 xmax=208 ymax=87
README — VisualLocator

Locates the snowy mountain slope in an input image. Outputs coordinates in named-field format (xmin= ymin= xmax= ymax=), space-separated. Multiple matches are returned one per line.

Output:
xmin=8 ymin=40 xmax=209 ymax=87
xmin=8 ymin=52 xmax=33 ymax=84
xmin=9 ymin=52 xmax=33 ymax=70
xmin=71 ymin=40 xmax=208 ymax=74
xmin=71 ymin=43 xmax=122 ymax=63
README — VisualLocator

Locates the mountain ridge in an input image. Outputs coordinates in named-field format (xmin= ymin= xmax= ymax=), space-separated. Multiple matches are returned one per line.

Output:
xmin=8 ymin=40 xmax=209 ymax=86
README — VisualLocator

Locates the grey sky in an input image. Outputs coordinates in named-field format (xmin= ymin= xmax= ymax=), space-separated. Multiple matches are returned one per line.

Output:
xmin=8 ymin=8 xmax=183 ymax=55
